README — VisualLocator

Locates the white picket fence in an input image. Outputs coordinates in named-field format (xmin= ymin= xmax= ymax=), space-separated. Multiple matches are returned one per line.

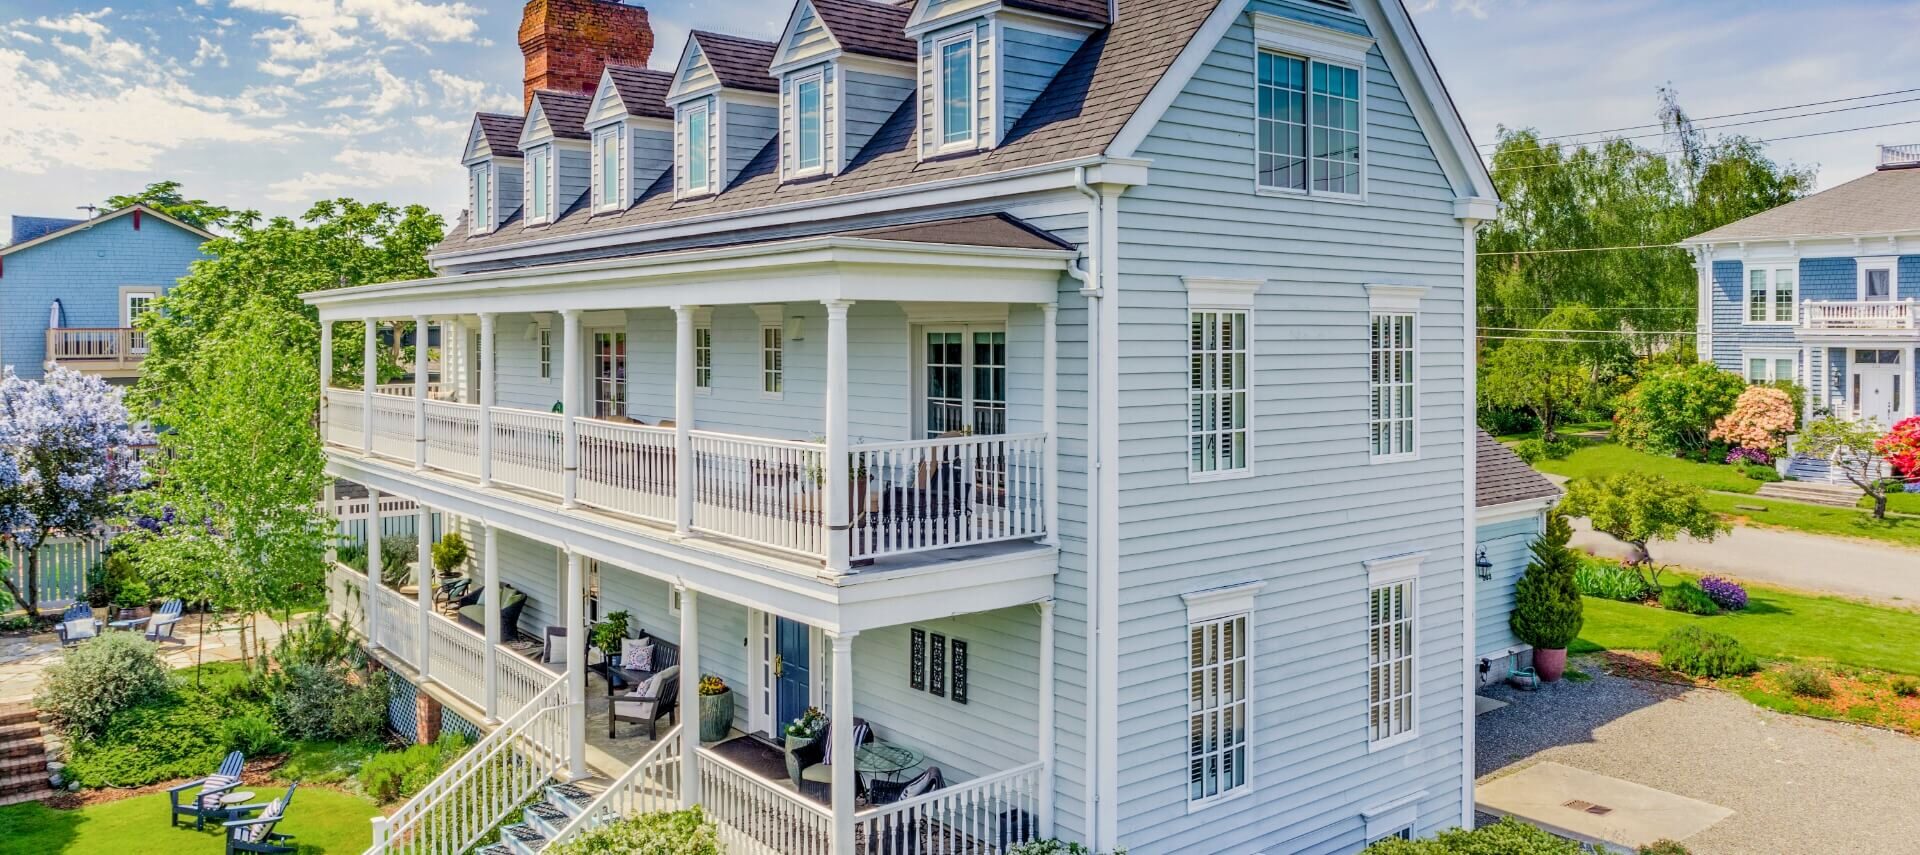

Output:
xmin=2 ymin=529 xmax=118 ymax=610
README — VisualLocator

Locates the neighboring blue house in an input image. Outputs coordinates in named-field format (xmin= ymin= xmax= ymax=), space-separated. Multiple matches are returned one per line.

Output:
xmin=0 ymin=205 xmax=212 ymax=383
xmin=1472 ymin=431 xmax=1561 ymax=686
xmin=1682 ymin=146 xmax=1920 ymax=430
xmin=304 ymin=0 xmax=1507 ymax=853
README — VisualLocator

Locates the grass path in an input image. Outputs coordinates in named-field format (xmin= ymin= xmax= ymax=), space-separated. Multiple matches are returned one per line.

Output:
xmin=0 ymin=785 xmax=378 ymax=855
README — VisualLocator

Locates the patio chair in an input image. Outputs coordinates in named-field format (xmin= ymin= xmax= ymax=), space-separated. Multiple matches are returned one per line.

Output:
xmin=789 ymin=718 xmax=873 ymax=799
xmin=869 ymin=767 xmax=946 ymax=855
xmin=53 ymin=602 xmax=100 ymax=646
xmin=146 ymin=598 xmax=184 ymax=643
xmin=611 ymin=665 xmax=678 ymax=740
xmin=223 ymin=781 xmax=299 ymax=855
xmin=434 ymin=577 xmax=472 ymax=612
xmin=168 ymin=750 xmax=245 ymax=830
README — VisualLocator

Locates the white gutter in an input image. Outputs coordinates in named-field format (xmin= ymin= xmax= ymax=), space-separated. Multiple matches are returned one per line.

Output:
xmin=1455 ymin=197 xmax=1498 ymax=830
xmin=1072 ymin=165 xmax=1105 ymax=849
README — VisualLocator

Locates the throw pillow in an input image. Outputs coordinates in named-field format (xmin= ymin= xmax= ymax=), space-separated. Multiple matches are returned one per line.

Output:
xmin=198 ymin=774 xmax=239 ymax=810
xmin=623 ymin=639 xmax=655 ymax=672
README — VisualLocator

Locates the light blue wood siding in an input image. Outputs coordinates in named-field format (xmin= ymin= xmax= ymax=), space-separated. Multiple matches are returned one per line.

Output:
xmin=556 ymin=145 xmax=590 ymax=217
xmin=850 ymin=607 xmax=1043 ymax=783
xmin=1000 ymin=26 xmax=1086 ymax=136
xmin=917 ymin=20 xmax=993 ymax=157
xmin=1474 ymin=514 xmax=1544 ymax=660
xmin=1709 ymin=260 xmax=1793 ymax=372
xmin=469 ymin=526 xmax=564 ymax=636
xmin=1902 ymin=256 xmax=1920 ymax=300
xmin=783 ymin=2 xmax=838 ymax=67
xmin=494 ymin=162 xmax=523 ymax=229
xmin=1107 ymin=2 xmax=1472 ymax=850
xmin=630 ymin=126 xmax=674 ymax=201
xmin=725 ymin=101 xmax=778 ymax=189
xmin=844 ymin=69 xmax=916 ymax=160
xmin=676 ymin=96 xmax=722 ymax=197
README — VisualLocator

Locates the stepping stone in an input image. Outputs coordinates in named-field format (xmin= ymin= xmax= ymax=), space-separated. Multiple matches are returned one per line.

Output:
xmin=1477 ymin=761 xmax=1732 ymax=853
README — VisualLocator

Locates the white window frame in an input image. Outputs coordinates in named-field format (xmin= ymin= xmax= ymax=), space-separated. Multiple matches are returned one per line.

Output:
xmin=668 ymin=586 xmax=683 ymax=617
xmin=1252 ymin=13 xmax=1372 ymax=202
xmin=792 ymin=70 xmax=827 ymax=177
xmin=1186 ymin=278 xmax=1258 ymax=482
xmin=538 ymin=327 xmax=553 ymax=380
xmin=761 ymin=323 xmax=785 ymax=399
xmin=528 ymin=148 xmax=552 ymax=225
xmin=694 ymin=323 xmax=713 ymax=395
xmin=1745 ymin=264 xmax=1798 ymax=325
xmin=684 ymin=103 xmax=714 ymax=196
xmin=1365 ymin=553 xmax=1423 ymax=752
xmin=590 ymin=328 xmax=628 ymax=418
xmin=1181 ymin=581 xmax=1262 ymax=811
xmin=1858 ymin=256 xmax=1897 ymax=302
xmin=594 ymin=127 xmax=623 ymax=213
xmin=123 ymin=290 xmax=157 ymax=328
xmin=1363 ymin=790 xmax=1426 ymax=843
xmin=1742 ymin=348 xmax=1798 ymax=385
xmin=469 ymin=164 xmax=493 ymax=235
xmin=932 ymin=29 xmax=978 ymax=154
xmin=1367 ymin=285 xmax=1423 ymax=462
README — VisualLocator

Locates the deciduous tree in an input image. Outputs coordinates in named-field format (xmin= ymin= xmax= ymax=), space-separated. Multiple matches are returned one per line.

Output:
xmin=1710 ymin=385 xmax=1797 ymax=452
xmin=1559 ymin=472 xmax=1728 ymax=590
xmin=1800 ymin=416 xmax=1901 ymax=519
xmin=104 ymin=181 xmax=241 ymax=231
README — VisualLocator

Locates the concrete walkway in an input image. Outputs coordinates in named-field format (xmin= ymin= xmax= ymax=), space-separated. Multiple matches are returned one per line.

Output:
xmin=1570 ymin=518 xmax=1920 ymax=606
xmin=0 ymin=612 xmax=288 ymax=705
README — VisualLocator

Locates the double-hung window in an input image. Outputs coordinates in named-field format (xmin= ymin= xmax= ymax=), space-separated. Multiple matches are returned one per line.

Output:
xmin=1746 ymin=265 xmax=1797 ymax=324
xmin=1258 ymin=51 xmax=1362 ymax=197
xmin=685 ymin=104 xmax=712 ymax=195
xmin=596 ymin=128 xmax=621 ymax=211
xmin=529 ymin=149 xmax=551 ymax=223
xmin=470 ymin=165 xmax=491 ymax=234
xmin=795 ymin=73 xmax=825 ymax=174
xmin=694 ymin=325 xmax=713 ymax=392
xmin=1860 ymin=257 xmax=1896 ymax=302
xmin=1743 ymin=351 xmax=1796 ymax=384
xmin=1366 ymin=555 xmax=1420 ymax=748
xmin=761 ymin=325 xmax=784 ymax=397
xmin=935 ymin=32 xmax=976 ymax=150
xmin=538 ymin=327 xmax=552 ymax=380
xmin=1190 ymin=310 xmax=1249 ymax=475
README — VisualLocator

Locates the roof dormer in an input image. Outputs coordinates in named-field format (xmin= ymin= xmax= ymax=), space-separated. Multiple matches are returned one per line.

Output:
xmin=903 ymin=0 xmax=1102 ymax=160
xmin=768 ymin=0 xmax=916 ymax=182
xmin=585 ymin=66 xmax=676 ymax=214
xmin=519 ymin=89 xmax=594 ymax=228
xmin=667 ymin=32 xmax=780 ymax=199
xmin=462 ymin=113 xmax=525 ymax=237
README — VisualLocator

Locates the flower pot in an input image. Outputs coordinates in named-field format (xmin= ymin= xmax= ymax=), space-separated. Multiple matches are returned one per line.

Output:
xmin=1534 ymin=648 xmax=1568 ymax=683
xmin=114 ymin=606 xmax=150 ymax=622
xmin=783 ymin=730 xmax=820 ymax=783
xmin=699 ymin=688 xmax=734 ymax=742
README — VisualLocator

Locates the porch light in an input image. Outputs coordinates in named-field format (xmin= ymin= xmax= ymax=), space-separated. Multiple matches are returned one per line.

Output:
xmin=1475 ymin=548 xmax=1493 ymax=581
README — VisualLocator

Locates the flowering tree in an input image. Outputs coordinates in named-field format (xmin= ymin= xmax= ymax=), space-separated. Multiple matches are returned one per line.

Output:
xmin=1710 ymin=385 xmax=1797 ymax=452
xmin=0 ymin=368 xmax=152 ymax=619
xmin=1877 ymin=416 xmax=1920 ymax=481
xmin=1800 ymin=416 xmax=1898 ymax=519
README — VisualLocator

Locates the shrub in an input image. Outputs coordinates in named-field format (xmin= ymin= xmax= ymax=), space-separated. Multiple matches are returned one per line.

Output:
xmin=273 ymin=617 xmax=363 ymax=671
xmin=1710 ymin=385 xmax=1797 ymax=452
xmin=1513 ymin=438 xmax=1576 ymax=464
xmin=548 ymin=807 xmax=722 ymax=855
xmin=63 ymin=663 xmax=274 ymax=788
xmin=1511 ymin=512 xmax=1584 ymax=650
xmin=381 ymin=535 xmax=418 ymax=587
xmin=1660 ymin=582 xmax=1721 ymax=616
xmin=431 ymin=532 xmax=470 ymax=575
xmin=1697 ymin=576 xmax=1748 ymax=611
xmin=1725 ymin=447 xmax=1774 ymax=466
xmin=1559 ymin=473 xmax=1728 ymax=576
xmin=359 ymin=732 xmax=473 ymax=804
xmin=1891 ymin=675 xmax=1920 ymax=697
xmin=1573 ymin=557 xmax=1653 ymax=601
xmin=1740 ymin=462 xmax=1782 ymax=482
xmin=34 ymin=631 xmax=173 ymax=739
xmin=222 ymin=711 xmax=288 ymax=756
xmin=1658 ymin=626 xmax=1758 ymax=678
xmin=1478 ymin=406 xmax=1539 ymax=438
xmin=1363 ymin=817 xmax=1598 ymax=854
xmin=1874 ymin=416 xmax=1920 ymax=480
xmin=1639 ymin=842 xmax=1692 ymax=855
xmin=1778 ymin=663 xmax=1833 ymax=698
xmin=1613 ymin=363 xmax=1747 ymax=455
xmin=271 ymin=663 xmax=390 ymax=742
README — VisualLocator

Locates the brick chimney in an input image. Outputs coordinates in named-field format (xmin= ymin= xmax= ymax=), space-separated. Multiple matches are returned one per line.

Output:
xmin=519 ymin=0 xmax=653 ymax=109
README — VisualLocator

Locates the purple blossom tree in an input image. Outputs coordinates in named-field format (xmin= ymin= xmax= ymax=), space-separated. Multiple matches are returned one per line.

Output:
xmin=0 ymin=367 xmax=152 ymax=619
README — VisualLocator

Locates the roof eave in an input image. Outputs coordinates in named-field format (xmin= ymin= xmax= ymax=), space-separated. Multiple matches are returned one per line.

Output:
xmin=0 ymin=204 xmax=215 ymax=257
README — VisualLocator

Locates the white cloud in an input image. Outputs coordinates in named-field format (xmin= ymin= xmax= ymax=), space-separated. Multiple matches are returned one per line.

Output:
xmin=369 ymin=62 xmax=423 ymax=114
xmin=5 ymin=30 xmax=44 ymax=44
xmin=191 ymin=35 xmax=228 ymax=68
xmin=266 ymin=145 xmax=442 ymax=201
xmin=429 ymin=68 xmax=485 ymax=104
xmin=27 ymin=8 xmax=149 ymax=73
xmin=342 ymin=0 xmax=482 ymax=43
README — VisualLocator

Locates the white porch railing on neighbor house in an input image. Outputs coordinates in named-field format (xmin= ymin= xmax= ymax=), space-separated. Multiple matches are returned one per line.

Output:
xmin=577 ymin=419 xmax=677 ymax=524
xmin=423 ymin=399 xmax=482 ymax=477
xmin=46 ymin=327 xmax=146 ymax=371
xmin=369 ymin=392 xmax=417 ymax=461
xmin=853 ymin=761 xmax=1046 ymax=855
xmin=691 ymin=431 xmax=828 ymax=557
xmin=850 ymin=433 xmax=1048 ymax=561
xmin=491 ymin=408 xmax=566 ymax=497
xmin=546 ymin=727 xmax=683 ymax=846
xmin=1801 ymin=300 xmax=1917 ymax=331
xmin=327 ymin=389 xmax=366 ymax=449
xmin=697 ymin=747 xmax=833 ymax=855
xmin=376 ymin=382 xmax=443 ymax=398
xmin=1880 ymin=143 xmax=1920 ymax=167
xmin=369 ymin=678 xmax=573 ymax=855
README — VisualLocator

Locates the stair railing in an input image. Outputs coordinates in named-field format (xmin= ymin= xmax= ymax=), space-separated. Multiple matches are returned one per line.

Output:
xmin=543 ymin=725 xmax=684 ymax=848
xmin=367 ymin=676 xmax=573 ymax=855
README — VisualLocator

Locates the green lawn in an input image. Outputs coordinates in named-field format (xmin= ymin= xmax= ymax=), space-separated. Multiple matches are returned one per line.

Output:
xmin=0 ymin=785 xmax=378 ymax=855
xmin=1706 ymin=493 xmax=1920 ymax=550
xmin=1572 ymin=579 xmax=1920 ymax=675
xmin=1492 ymin=420 xmax=1615 ymax=443
xmin=1863 ymin=490 xmax=1920 ymax=515
xmin=1531 ymin=442 xmax=1764 ymax=494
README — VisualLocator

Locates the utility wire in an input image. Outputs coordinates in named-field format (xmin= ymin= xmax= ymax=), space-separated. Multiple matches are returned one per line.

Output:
xmin=1481 ymin=306 xmax=1694 ymax=311
xmin=1486 ymin=95 xmax=1920 ymax=158
xmin=1476 ymin=86 xmax=1920 ymax=150
xmin=1478 ymin=243 xmax=1685 ymax=256
xmin=1479 ymin=335 xmax=1690 ymax=343
xmin=1487 ymin=117 xmax=1920 ymax=174
xmin=1479 ymin=327 xmax=1694 ymax=335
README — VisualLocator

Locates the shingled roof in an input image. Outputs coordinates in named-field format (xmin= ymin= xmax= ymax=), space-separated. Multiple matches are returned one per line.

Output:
xmin=475 ymin=113 xmax=526 ymax=158
xmin=692 ymin=31 xmax=779 ymax=94
xmin=605 ymin=66 xmax=675 ymax=120
xmin=1688 ymin=166 xmax=1920 ymax=243
xmin=530 ymin=90 xmax=594 ymax=141
xmin=810 ymin=0 xmax=915 ymax=62
xmin=437 ymin=0 xmax=1222 ymax=259
xmin=10 ymin=216 xmax=84 ymax=246
xmin=1476 ymin=431 xmax=1562 ymax=509
xmin=1006 ymin=0 xmax=1111 ymax=25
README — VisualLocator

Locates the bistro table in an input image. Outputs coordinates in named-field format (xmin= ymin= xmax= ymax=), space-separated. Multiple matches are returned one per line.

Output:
xmin=854 ymin=741 xmax=924 ymax=783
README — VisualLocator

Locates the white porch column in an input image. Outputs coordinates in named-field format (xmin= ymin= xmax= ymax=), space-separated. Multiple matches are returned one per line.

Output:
xmin=1041 ymin=302 xmax=1059 ymax=546
xmin=478 ymin=313 xmax=497 ymax=488
xmin=481 ymin=524 xmax=500 ymax=721
xmin=823 ymin=300 xmax=853 ymax=573
xmin=1803 ymin=344 xmax=1816 ymax=425
xmin=673 ymin=306 xmax=697 ymax=536
xmin=417 ymin=505 xmax=433 ymax=683
xmin=362 ymin=319 xmax=378 ymax=455
xmin=413 ymin=316 xmax=430 ymax=470
xmin=319 ymin=321 xmax=333 ymax=438
xmin=678 ymin=586 xmax=702 ymax=806
xmin=560 ymin=309 xmax=582 ymax=508
xmin=1037 ymin=599 xmax=1056 ymax=837
xmin=365 ymin=487 xmax=382 ymax=651
xmin=828 ymin=630 xmax=857 ymax=855
xmin=321 ymin=479 xmax=338 ymax=566
xmin=565 ymin=548 xmax=587 ymax=779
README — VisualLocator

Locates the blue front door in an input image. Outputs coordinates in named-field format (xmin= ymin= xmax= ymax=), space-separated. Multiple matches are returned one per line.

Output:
xmin=776 ymin=618 xmax=811 ymax=731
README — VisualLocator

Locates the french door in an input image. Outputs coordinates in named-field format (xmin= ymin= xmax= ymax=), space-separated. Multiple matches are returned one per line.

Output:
xmin=591 ymin=330 xmax=627 ymax=417
xmin=1852 ymin=350 xmax=1903 ymax=425
xmin=922 ymin=327 xmax=1007 ymax=437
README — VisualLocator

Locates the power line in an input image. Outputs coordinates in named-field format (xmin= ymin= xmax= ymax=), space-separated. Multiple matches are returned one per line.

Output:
xmin=1476 ymin=86 xmax=1920 ymax=150
xmin=1478 ymin=243 xmax=1686 ymax=256
xmin=1479 ymin=327 xmax=1694 ymax=335
xmin=1486 ymin=95 xmax=1920 ymax=158
xmin=1479 ymin=335 xmax=1689 ymax=343
xmin=1480 ymin=306 xmax=1693 ymax=312
xmin=1486 ymin=117 xmax=1920 ymax=174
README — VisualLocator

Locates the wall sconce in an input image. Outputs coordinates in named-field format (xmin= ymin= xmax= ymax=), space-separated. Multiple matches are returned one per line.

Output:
xmin=786 ymin=315 xmax=807 ymax=343
xmin=1475 ymin=547 xmax=1493 ymax=581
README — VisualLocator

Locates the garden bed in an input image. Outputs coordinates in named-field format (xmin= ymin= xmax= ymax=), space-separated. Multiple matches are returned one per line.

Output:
xmin=1594 ymin=650 xmax=1920 ymax=736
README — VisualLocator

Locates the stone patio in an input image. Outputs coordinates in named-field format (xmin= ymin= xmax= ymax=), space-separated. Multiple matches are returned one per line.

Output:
xmin=0 ymin=611 xmax=290 ymax=705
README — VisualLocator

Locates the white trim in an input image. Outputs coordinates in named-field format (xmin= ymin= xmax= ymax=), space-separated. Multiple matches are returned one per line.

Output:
xmin=1181 ymin=580 xmax=1266 ymax=623
xmin=469 ymin=163 xmax=495 ymax=237
xmin=0 ymin=204 xmax=215 ymax=259
xmin=1365 ymin=563 xmax=1421 ymax=753
xmin=1183 ymin=276 xmax=1260 ymax=310
xmin=525 ymin=147 xmax=553 ymax=226
xmin=1743 ymin=263 xmax=1798 ymax=325
xmin=1476 ymin=497 xmax=1556 ymax=526
xmin=931 ymin=29 xmax=981 ymax=155
xmin=1741 ymin=347 xmax=1800 ymax=384
xmin=1368 ymin=310 xmax=1419 ymax=462
xmin=1251 ymin=44 xmax=1367 ymax=202
xmin=121 ymin=288 xmax=159 ymax=329
xmin=898 ymin=302 xmax=1010 ymax=324
xmin=1251 ymin=11 xmax=1375 ymax=66
xmin=1365 ymin=551 xmax=1427 ymax=584
xmin=1859 ymin=255 xmax=1898 ymax=301
xmin=1183 ymin=608 xmax=1253 ymax=812
xmin=593 ymin=125 xmax=624 ymax=214
xmin=789 ymin=69 xmax=829 ymax=179
xmin=682 ymin=102 xmax=715 ymax=198
xmin=1187 ymin=307 xmax=1253 ymax=480
xmin=1362 ymin=790 xmax=1428 ymax=842
xmin=1366 ymin=283 xmax=1428 ymax=312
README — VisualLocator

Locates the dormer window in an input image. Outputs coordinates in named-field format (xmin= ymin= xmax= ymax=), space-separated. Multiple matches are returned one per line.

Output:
xmin=935 ymin=31 xmax=976 ymax=151
xmin=528 ymin=149 xmax=551 ymax=223
xmin=470 ymin=164 xmax=492 ymax=235
xmin=795 ymin=72 xmax=825 ymax=174
xmin=595 ymin=127 xmax=622 ymax=212
xmin=686 ymin=103 xmax=713 ymax=195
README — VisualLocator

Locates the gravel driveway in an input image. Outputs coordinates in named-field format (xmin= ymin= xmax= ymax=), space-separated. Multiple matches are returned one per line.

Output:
xmin=1478 ymin=661 xmax=1920 ymax=854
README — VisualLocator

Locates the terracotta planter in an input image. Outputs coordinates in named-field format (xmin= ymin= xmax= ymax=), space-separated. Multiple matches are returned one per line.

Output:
xmin=1534 ymin=648 xmax=1568 ymax=682
xmin=699 ymin=688 xmax=735 ymax=742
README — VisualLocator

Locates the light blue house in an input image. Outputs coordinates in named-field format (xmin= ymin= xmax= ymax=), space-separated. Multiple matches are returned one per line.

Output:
xmin=1683 ymin=146 xmax=1920 ymax=432
xmin=1472 ymin=431 xmax=1560 ymax=686
xmin=0 ymin=205 xmax=211 ymax=383
xmin=305 ymin=0 xmax=1503 ymax=852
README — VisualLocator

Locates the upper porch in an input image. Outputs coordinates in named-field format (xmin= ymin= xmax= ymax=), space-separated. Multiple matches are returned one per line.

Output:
xmin=1800 ymin=299 xmax=1919 ymax=333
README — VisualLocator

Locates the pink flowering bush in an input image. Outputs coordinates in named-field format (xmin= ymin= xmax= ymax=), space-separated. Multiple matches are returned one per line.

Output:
xmin=1877 ymin=416 xmax=1920 ymax=481
xmin=1710 ymin=386 xmax=1796 ymax=452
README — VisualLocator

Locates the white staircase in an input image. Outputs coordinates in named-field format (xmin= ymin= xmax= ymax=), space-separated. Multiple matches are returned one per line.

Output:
xmin=478 ymin=781 xmax=601 ymax=855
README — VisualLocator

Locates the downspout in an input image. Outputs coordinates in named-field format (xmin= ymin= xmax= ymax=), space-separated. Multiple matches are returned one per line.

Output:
xmin=1071 ymin=166 xmax=1104 ymax=849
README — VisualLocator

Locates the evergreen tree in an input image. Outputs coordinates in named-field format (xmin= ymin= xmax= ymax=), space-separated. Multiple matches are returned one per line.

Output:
xmin=1510 ymin=510 xmax=1584 ymax=650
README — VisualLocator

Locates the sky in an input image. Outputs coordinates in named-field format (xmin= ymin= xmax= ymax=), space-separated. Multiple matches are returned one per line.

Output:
xmin=2 ymin=0 xmax=1919 ymax=235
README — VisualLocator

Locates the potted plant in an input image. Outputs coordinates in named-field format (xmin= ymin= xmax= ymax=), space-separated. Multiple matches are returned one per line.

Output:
xmin=698 ymin=675 xmax=734 ymax=742
xmin=782 ymin=707 xmax=826 ymax=783
xmin=111 ymin=576 xmax=153 ymax=621
xmin=431 ymin=532 xmax=470 ymax=580
xmin=1510 ymin=510 xmax=1584 ymax=682
xmin=591 ymin=611 xmax=632 ymax=666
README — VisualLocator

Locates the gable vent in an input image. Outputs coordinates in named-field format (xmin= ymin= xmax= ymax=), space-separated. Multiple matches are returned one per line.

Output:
xmin=1303 ymin=0 xmax=1355 ymax=9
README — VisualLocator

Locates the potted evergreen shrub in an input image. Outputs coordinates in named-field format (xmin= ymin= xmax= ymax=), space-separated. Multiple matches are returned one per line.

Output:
xmin=698 ymin=675 xmax=734 ymax=742
xmin=591 ymin=611 xmax=632 ymax=667
xmin=1510 ymin=509 xmax=1584 ymax=682
xmin=431 ymin=532 xmax=470 ymax=580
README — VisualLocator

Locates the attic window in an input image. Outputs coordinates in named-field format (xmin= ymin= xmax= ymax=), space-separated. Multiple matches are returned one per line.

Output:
xmin=795 ymin=72 xmax=825 ymax=174
xmin=596 ymin=126 xmax=622 ymax=212
xmin=685 ymin=103 xmax=713 ymax=195
xmin=529 ymin=149 xmax=552 ymax=224
xmin=470 ymin=164 xmax=492 ymax=235
xmin=935 ymin=31 xmax=977 ymax=151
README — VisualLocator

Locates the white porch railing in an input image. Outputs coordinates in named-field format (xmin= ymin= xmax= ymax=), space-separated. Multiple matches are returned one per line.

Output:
xmin=1801 ymin=300 xmax=1917 ymax=331
xmin=376 ymin=382 xmax=443 ymax=398
xmin=853 ymin=761 xmax=1046 ymax=855
xmin=326 ymin=388 xmax=365 ymax=449
xmin=491 ymin=408 xmax=566 ymax=498
xmin=423 ymin=399 xmax=482 ymax=477
xmin=496 ymin=643 xmax=555 ymax=715
xmin=370 ymin=582 xmax=419 ymax=669
xmin=370 ymin=392 xmax=417 ymax=461
xmin=327 ymin=563 xmax=370 ymax=638
xmin=577 ymin=419 xmax=677 ymax=524
xmin=851 ymin=433 xmax=1048 ymax=561
xmin=691 ymin=431 xmax=827 ymax=557
xmin=368 ymin=678 xmax=572 ymax=855
xmin=546 ymin=726 xmax=684 ymax=846
xmin=427 ymin=611 xmax=487 ymax=705
xmin=697 ymin=747 xmax=833 ymax=855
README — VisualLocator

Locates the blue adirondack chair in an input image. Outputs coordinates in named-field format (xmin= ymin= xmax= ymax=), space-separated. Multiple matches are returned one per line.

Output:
xmin=53 ymin=602 xmax=100 ymax=646
xmin=168 ymin=750 xmax=245 ymax=829
xmin=146 ymin=598 xmax=185 ymax=642
xmin=223 ymin=781 xmax=299 ymax=855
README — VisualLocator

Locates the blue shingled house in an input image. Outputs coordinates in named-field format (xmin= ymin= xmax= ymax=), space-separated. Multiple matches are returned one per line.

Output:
xmin=0 ymin=205 xmax=212 ymax=382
